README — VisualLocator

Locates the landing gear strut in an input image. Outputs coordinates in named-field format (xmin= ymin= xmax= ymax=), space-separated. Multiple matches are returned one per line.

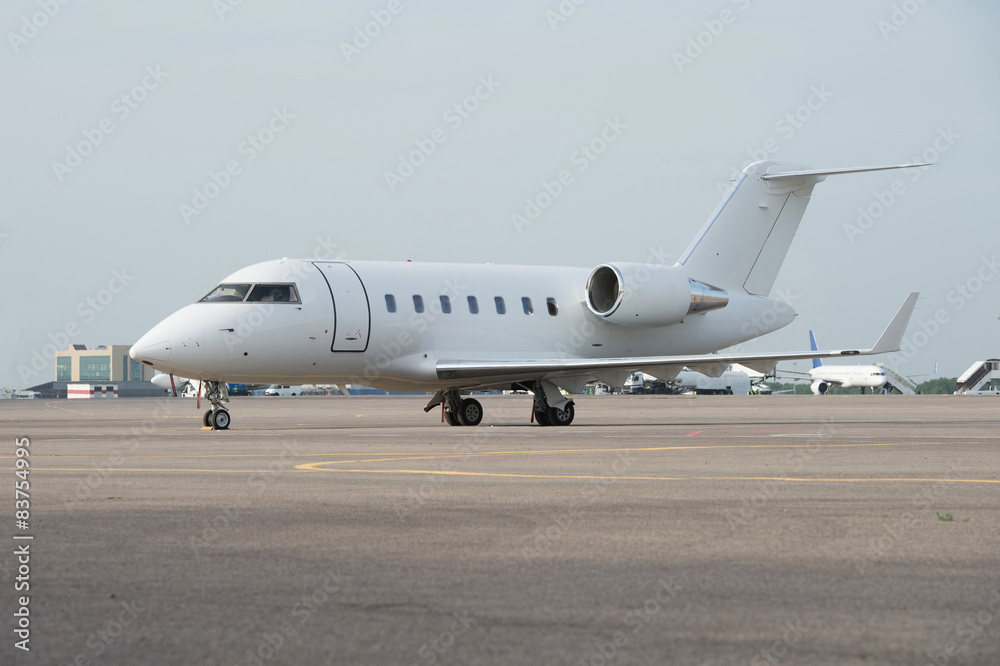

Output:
xmin=201 ymin=381 xmax=231 ymax=430
xmin=531 ymin=379 xmax=574 ymax=427
xmin=427 ymin=390 xmax=483 ymax=426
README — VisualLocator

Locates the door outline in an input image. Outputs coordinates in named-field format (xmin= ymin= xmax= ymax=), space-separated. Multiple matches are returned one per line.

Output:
xmin=313 ymin=262 xmax=371 ymax=353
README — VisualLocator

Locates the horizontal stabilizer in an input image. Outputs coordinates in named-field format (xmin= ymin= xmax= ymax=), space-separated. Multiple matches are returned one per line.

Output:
xmin=761 ymin=163 xmax=932 ymax=181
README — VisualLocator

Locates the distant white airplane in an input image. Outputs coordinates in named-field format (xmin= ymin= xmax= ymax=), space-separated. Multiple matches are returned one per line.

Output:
xmin=130 ymin=160 xmax=925 ymax=429
xmin=804 ymin=331 xmax=889 ymax=394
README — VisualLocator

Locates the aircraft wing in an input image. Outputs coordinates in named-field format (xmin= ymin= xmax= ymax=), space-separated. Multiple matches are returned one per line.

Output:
xmin=437 ymin=293 xmax=918 ymax=385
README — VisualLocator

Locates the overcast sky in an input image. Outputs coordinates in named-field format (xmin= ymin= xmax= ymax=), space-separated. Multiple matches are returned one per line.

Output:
xmin=2 ymin=0 xmax=997 ymax=389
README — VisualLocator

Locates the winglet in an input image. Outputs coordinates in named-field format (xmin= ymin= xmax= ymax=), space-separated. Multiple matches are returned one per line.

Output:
xmin=868 ymin=292 xmax=920 ymax=355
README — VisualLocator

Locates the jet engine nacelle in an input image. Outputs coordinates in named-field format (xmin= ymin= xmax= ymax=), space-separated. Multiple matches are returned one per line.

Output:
xmin=585 ymin=263 xmax=729 ymax=326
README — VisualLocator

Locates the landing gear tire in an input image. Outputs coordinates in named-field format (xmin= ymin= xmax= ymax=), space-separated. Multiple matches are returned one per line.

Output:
xmin=457 ymin=398 xmax=483 ymax=426
xmin=444 ymin=410 xmax=462 ymax=427
xmin=534 ymin=409 xmax=552 ymax=426
xmin=203 ymin=410 xmax=213 ymax=427
xmin=548 ymin=402 xmax=575 ymax=426
xmin=210 ymin=409 xmax=231 ymax=430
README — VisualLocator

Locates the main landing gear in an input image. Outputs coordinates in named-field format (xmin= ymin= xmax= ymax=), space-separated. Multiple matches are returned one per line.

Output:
xmin=425 ymin=380 xmax=575 ymax=427
xmin=426 ymin=390 xmax=484 ymax=427
xmin=530 ymin=379 xmax=574 ymax=427
xmin=200 ymin=380 xmax=231 ymax=430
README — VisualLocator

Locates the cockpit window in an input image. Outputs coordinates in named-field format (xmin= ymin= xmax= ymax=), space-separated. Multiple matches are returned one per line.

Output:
xmin=200 ymin=283 xmax=252 ymax=302
xmin=246 ymin=283 xmax=299 ymax=303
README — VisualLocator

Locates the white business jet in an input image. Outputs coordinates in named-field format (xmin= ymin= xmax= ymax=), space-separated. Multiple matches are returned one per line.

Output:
xmin=130 ymin=160 xmax=925 ymax=429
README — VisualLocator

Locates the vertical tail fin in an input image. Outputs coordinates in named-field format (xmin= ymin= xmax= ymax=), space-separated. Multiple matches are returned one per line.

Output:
xmin=809 ymin=330 xmax=822 ymax=368
xmin=678 ymin=161 xmax=818 ymax=296
xmin=678 ymin=161 xmax=931 ymax=296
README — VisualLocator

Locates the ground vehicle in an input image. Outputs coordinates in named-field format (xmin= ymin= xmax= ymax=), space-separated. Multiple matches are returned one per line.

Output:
xmin=264 ymin=385 xmax=302 ymax=396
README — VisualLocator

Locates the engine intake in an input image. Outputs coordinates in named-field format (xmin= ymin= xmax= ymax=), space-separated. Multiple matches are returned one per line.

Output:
xmin=585 ymin=263 xmax=728 ymax=326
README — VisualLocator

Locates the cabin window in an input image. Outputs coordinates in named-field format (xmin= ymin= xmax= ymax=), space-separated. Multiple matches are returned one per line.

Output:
xmin=440 ymin=295 xmax=452 ymax=314
xmin=413 ymin=295 xmax=425 ymax=313
xmin=467 ymin=296 xmax=479 ymax=314
xmin=522 ymin=297 xmax=533 ymax=315
xmin=494 ymin=297 xmax=506 ymax=314
xmin=199 ymin=283 xmax=252 ymax=303
xmin=385 ymin=294 xmax=397 ymax=313
xmin=245 ymin=283 xmax=299 ymax=303
xmin=546 ymin=297 xmax=558 ymax=316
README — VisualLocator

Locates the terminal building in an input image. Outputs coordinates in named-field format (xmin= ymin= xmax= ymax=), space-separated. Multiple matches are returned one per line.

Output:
xmin=28 ymin=344 xmax=163 ymax=398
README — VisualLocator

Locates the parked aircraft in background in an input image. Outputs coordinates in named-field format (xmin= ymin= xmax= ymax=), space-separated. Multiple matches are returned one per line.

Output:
xmin=150 ymin=373 xmax=267 ymax=398
xmin=131 ymin=160 xmax=924 ymax=429
xmin=804 ymin=330 xmax=889 ymax=394
xmin=625 ymin=364 xmax=770 ymax=395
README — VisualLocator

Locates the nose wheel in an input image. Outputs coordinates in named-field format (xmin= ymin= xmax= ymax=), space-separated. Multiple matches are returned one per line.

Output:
xmin=201 ymin=381 xmax=231 ymax=430
xmin=209 ymin=409 xmax=231 ymax=430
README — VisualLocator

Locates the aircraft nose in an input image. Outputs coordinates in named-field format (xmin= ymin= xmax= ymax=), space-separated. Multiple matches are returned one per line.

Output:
xmin=130 ymin=334 xmax=171 ymax=365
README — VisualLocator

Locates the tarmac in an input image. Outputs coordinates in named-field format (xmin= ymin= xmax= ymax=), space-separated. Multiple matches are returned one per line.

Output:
xmin=1 ymin=393 xmax=998 ymax=665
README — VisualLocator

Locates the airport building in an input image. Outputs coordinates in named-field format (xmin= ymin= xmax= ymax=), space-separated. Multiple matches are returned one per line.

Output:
xmin=54 ymin=344 xmax=153 ymax=384
xmin=26 ymin=344 xmax=162 ymax=398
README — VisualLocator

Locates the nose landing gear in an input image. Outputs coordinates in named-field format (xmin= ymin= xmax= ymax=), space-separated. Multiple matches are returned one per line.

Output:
xmin=200 ymin=381 xmax=231 ymax=430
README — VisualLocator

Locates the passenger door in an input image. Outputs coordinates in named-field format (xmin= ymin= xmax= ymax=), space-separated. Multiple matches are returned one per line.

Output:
xmin=314 ymin=263 xmax=371 ymax=352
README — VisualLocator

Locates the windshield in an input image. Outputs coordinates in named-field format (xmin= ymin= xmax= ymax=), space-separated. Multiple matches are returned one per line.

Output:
xmin=198 ymin=282 xmax=299 ymax=303
xmin=245 ymin=283 xmax=299 ymax=303
xmin=200 ymin=283 xmax=252 ymax=302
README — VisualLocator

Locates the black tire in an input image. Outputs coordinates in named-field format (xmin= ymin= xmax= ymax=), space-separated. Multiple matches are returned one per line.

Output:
xmin=444 ymin=410 xmax=462 ymax=426
xmin=457 ymin=398 xmax=483 ymax=426
xmin=534 ymin=409 xmax=551 ymax=426
xmin=548 ymin=402 xmax=575 ymax=426
xmin=211 ymin=409 xmax=231 ymax=430
xmin=203 ymin=410 xmax=213 ymax=427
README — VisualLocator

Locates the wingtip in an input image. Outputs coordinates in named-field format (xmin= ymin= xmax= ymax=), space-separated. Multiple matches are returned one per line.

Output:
xmin=869 ymin=292 xmax=920 ymax=355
